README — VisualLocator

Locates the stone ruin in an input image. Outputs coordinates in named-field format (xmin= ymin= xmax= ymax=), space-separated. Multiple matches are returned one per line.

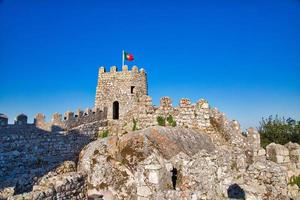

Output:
xmin=1 ymin=65 xmax=300 ymax=200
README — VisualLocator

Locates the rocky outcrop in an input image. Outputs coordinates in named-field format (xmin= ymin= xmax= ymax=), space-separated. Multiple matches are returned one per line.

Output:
xmin=77 ymin=126 xmax=294 ymax=200
xmin=78 ymin=126 xmax=216 ymax=199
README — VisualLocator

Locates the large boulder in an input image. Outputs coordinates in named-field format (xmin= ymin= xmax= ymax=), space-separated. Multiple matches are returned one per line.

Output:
xmin=78 ymin=126 xmax=216 ymax=199
xmin=77 ymin=126 xmax=292 ymax=199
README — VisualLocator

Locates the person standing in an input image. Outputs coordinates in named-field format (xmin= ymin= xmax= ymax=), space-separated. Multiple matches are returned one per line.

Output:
xmin=171 ymin=167 xmax=178 ymax=190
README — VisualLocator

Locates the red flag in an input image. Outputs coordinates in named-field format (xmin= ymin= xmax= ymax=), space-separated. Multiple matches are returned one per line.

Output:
xmin=124 ymin=52 xmax=134 ymax=61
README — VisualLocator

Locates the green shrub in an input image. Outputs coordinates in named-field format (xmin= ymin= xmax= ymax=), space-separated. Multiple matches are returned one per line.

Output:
xmin=259 ymin=115 xmax=300 ymax=148
xmin=98 ymin=130 xmax=109 ymax=138
xmin=157 ymin=116 xmax=166 ymax=126
xmin=171 ymin=121 xmax=177 ymax=127
xmin=132 ymin=118 xmax=138 ymax=131
xmin=166 ymin=115 xmax=173 ymax=124
xmin=166 ymin=115 xmax=177 ymax=127
xmin=289 ymin=175 xmax=300 ymax=190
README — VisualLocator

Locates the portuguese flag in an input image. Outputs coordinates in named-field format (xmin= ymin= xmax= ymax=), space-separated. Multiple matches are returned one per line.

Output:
xmin=124 ymin=52 xmax=134 ymax=61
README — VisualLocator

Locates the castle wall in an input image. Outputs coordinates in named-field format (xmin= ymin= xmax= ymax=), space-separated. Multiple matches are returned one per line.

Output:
xmin=120 ymin=96 xmax=213 ymax=134
xmin=7 ymin=172 xmax=88 ymax=200
xmin=0 ymin=114 xmax=8 ymax=126
xmin=95 ymin=65 xmax=147 ymax=120
xmin=34 ymin=107 xmax=107 ymax=132
xmin=0 ymin=126 xmax=92 ymax=194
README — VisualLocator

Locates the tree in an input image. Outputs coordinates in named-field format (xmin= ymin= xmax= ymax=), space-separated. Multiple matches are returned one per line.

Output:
xmin=258 ymin=115 xmax=300 ymax=148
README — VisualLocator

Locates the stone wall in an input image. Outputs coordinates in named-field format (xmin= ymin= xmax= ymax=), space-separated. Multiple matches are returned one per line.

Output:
xmin=0 ymin=125 xmax=93 ymax=194
xmin=0 ymin=107 xmax=107 ymax=132
xmin=7 ymin=172 xmax=88 ymax=200
xmin=114 ymin=95 xmax=259 ymax=152
xmin=34 ymin=107 xmax=107 ymax=131
xmin=95 ymin=65 xmax=148 ymax=120
xmin=0 ymin=114 xmax=8 ymax=126
xmin=119 ymin=96 xmax=213 ymax=134
xmin=266 ymin=142 xmax=300 ymax=172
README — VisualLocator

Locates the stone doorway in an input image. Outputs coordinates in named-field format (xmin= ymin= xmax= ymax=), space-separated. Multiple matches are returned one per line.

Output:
xmin=113 ymin=101 xmax=119 ymax=120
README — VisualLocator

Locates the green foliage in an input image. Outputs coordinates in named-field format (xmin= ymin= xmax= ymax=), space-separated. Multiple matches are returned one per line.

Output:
xmin=166 ymin=115 xmax=177 ymax=127
xmin=156 ymin=115 xmax=176 ymax=127
xmin=166 ymin=115 xmax=174 ymax=124
xmin=289 ymin=175 xmax=300 ymax=190
xmin=98 ymin=130 xmax=109 ymax=138
xmin=258 ymin=115 xmax=300 ymax=148
xmin=132 ymin=118 xmax=138 ymax=131
xmin=157 ymin=116 xmax=166 ymax=126
xmin=171 ymin=121 xmax=177 ymax=127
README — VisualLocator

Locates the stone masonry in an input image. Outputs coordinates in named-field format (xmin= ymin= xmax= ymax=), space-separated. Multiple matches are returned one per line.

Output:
xmin=95 ymin=65 xmax=147 ymax=120
xmin=2 ymin=64 xmax=300 ymax=199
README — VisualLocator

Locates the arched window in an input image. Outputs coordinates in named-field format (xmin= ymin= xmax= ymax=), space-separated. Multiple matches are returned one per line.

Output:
xmin=131 ymin=86 xmax=135 ymax=94
xmin=113 ymin=101 xmax=119 ymax=120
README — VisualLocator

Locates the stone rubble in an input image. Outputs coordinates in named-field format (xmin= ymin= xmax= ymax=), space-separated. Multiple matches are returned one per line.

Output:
xmin=77 ymin=126 xmax=300 ymax=200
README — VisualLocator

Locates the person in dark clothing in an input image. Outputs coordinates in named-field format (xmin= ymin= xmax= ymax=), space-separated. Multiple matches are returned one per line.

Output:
xmin=171 ymin=167 xmax=178 ymax=190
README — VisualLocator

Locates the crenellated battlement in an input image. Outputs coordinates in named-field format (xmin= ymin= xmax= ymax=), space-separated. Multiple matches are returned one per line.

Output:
xmin=98 ymin=65 xmax=146 ymax=77
xmin=0 ymin=107 xmax=107 ymax=132
xmin=120 ymin=95 xmax=213 ymax=133
xmin=34 ymin=107 xmax=107 ymax=131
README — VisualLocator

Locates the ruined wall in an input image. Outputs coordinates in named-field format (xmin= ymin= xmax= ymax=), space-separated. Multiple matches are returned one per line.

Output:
xmin=34 ymin=107 xmax=107 ymax=132
xmin=114 ymin=95 xmax=262 ymax=153
xmin=266 ymin=142 xmax=300 ymax=173
xmin=120 ymin=96 xmax=217 ymax=135
xmin=0 ymin=107 xmax=107 ymax=133
xmin=0 ymin=126 xmax=92 ymax=194
xmin=95 ymin=65 xmax=148 ymax=120
xmin=7 ymin=172 xmax=88 ymax=200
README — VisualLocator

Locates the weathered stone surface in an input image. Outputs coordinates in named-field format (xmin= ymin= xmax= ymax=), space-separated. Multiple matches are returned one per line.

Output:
xmin=266 ymin=143 xmax=290 ymax=164
xmin=0 ymin=126 xmax=93 ymax=194
xmin=8 ymin=172 xmax=88 ymax=200
xmin=77 ymin=126 xmax=296 ymax=199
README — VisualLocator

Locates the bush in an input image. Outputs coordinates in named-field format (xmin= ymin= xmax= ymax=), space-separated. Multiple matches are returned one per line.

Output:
xmin=157 ymin=116 xmax=166 ymax=126
xmin=258 ymin=115 xmax=300 ymax=148
xmin=98 ymin=130 xmax=109 ymax=138
xmin=289 ymin=175 xmax=300 ymax=190
xmin=132 ymin=118 xmax=138 ymax=131
xmin=166 ymin=115 xmax=174 ymax=124
xmin=171 ymin=121 xmax=177 ymax=127
xmin=166 ymin=115 xmax=177 ymax=127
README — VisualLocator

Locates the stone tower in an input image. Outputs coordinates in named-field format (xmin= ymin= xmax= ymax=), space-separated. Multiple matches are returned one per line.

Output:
xmin=95 ymin=65 xmax=147 ymax=120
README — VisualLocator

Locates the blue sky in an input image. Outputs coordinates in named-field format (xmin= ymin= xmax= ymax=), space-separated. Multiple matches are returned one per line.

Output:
xmin=0 ymin=0 xmax=299 ymax=129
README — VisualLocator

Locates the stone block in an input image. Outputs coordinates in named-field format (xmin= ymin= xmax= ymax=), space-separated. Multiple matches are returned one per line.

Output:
xmin=144 ymin=164 xmax=162 ymax=170
xmin=148 ymin=171 xmax=159 ymax=184
xmin=122 ymin=65 xmax=128 ymax=72
xmin=257 ymin=148 xmax=266 ymax=156
xmin=110 ymin=66 xmax=117 ymax=72
xmin=266 ymin=143 xmax=290 ymax=164
xmin=14 ymin=114 xmax=28 ymax=125
xmin=160 ymin=97 xmax=172 ymax=108
xmin=0 ymin=113 xmax=8 ymax=126
xmin=99 ymin=66 xmax=105 ymax=74
xmin=132 ymin=65 xmax=138 ymax=73
xmin=137 ymin=186 xmax=152 ymax=197
xmin=52 ymin=113 xmax=62 ymax=123
xmin=179 ymin=98 xmax=191 ymax=107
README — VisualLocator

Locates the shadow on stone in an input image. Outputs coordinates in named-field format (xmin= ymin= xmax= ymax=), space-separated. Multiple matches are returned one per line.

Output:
xmin=227 ymin=183 xmax=245 ymax=199
xmin=0 ymin=125 xmax=93 ymax=194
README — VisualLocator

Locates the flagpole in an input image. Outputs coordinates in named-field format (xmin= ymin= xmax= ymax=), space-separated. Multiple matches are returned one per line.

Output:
xmin=122 ymin=50 xmax=124 ymax=67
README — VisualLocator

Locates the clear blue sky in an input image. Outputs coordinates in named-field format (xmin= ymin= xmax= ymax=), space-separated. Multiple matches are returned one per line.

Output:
xmin=0 ymin=0 xmax=299 ymax=129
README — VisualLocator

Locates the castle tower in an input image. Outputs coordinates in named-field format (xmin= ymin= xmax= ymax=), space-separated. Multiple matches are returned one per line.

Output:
xmin=95 ymin=65 xmax=148 ymax=120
